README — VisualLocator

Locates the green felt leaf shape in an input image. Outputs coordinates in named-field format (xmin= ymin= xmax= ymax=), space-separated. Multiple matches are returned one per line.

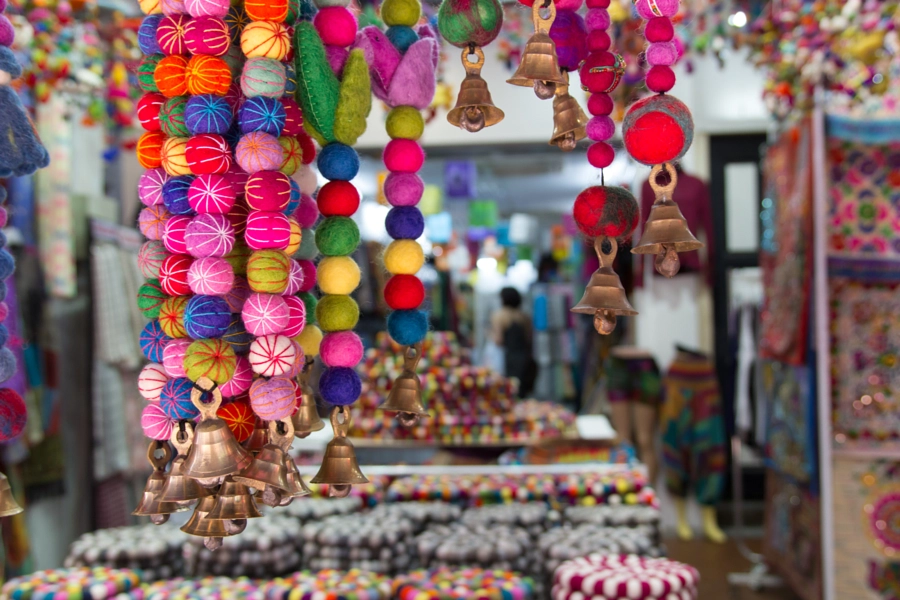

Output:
xmin=333 ymin=49 xmax=372 ymax=146
xmin=293 ymin=21 xmax=340 ymax=143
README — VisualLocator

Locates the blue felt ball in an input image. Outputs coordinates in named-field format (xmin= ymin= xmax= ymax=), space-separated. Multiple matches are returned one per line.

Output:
xmin=0 ymin=280 xmax=8 ymax=302
xmin=0 ymin=249 xmax=14 ymax=280
xmin=140 ymin=320 xmax=172 ymax=363
xmin=319 ymin=366 xmax=361 ymax=406
xmin=318 ymin=143 xmax=359 ymax=181
xmin=238 ymin=96 xmax=286 ymax=136
xmin=283 ymin=62 xmax=297 ymax=96
xmin=298 ymin=0 xmax=317 ymax=21
xmin=160 ymin=377 xmax=200 ymax=420
xmin=185 ymin=95 xmax=234 ymax=136
xmin=387 ymin=309 xmax=428 ymax=345
xmin=386 ymin=26 xmax=418 ymax=53
xmin=224 ymin=120 xmax=242 ymax=151
xmin=0 ymin=187 xmax=7 ymax=203
xmin=162 ymin=175 xmax=196 ymax=216
xmin=223 ymin=315 xmax=252 ymax=354
xmin=385 ymin=206 xmax=424 ymax=240
xmin=138 ymin=15 xmax=163 ymax=55
xmin=0 ymin=347 xmax=16 ymax=384
xmin=284 ymin=179 xmax=301 ymax=215
xmin=184 ymin=294 xmax=232 ymax=339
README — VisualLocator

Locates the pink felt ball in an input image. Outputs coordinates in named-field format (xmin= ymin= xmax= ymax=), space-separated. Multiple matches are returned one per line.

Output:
xmin=159 ymin=253 xmax=193 ymax=296
xmin=139 ymin=168 xmax=171 ymax=207
xmin=245 ymin=211 xmax=291 ymax=250
xmin=296 ymin=260 xmax=316 ymax=292
xmin=294 ymin=164 xmax=318 ymax=194
xmin=636 ymin=0 xmax=679 ymax=18
xmin=186 ymin=213 xmax=236 ymax=258
xmin=555 ymin=0 xmax=584 ymax=9
xmin=188 ymin=256 xmax=235 ymax=295
xmin=645 ymin=16 xmax=674 ymax=42
xmin=141 ymin=403 xmax=175 ymax=441
xmin=585 ymin=0 xmax=609 ymax=6
xmin=219 ymin=355 xmax=252 ymax=397
xmin=313 ymin=7 xmax=357 ymax=47
xmin=646 ymin=65 xmax=676 ymax=93
xmin=587 ymin=30 xmax=611 ymax=52
xmin=224 ymin=163 xmax=250 ymax=197
xmin=185 ymin=0 xmax=229 ymax=18
xmin=280 ymin=98 xmax=304 ymax=136
xmin=185 ymin=134 xmax=233 ymax=175
xmin=249 ymin=376 xmax=295 ymax=420
xmin=236 ymin=131 xmax=283 ymax=173
xmin=319 ymin=331 xmax=363 ymax=368
xmin=0 ymin=208 xmax=7 ymax=228
xmin=242 ymin=292 xmax=289 ymax=336
xmin=138 ymin=363 xmax=169 ymax=402
xmin=160 ymin=0 xmax=186 ymax=15
xmin=188 ymin=173 xmax=237 ymax=214
xmin=646 ymin=41 xmax=678 ymax=67
xmin=285 ymin=341 xmax=304 ymax=379
xmin=163 ymin=338 xmax=192 ymax=378
xmin=163 ymin=214 xmax=192 ymax=255
xmin=586 ymin=116 xmax=615 ymax=142
xmin=285 ymin=259 xmax=304 ymax=295
xmin=282 ymin=295 xmax=306 ymax=337
xmin=224 ymin=276 xmax=251 ymax=312
xmin=293 ymin=194 xmax=318 ymax=228
xmin=384 ymin=173 xmax=424 ymax=207
xmin=585 ymin=8 xmax=610 ymax=32
xmin=249 ymin=334 xmax=296 ymax=377
xmin=246 ymin=171 xmax=291 ymax=211
xmin=325 ymin=45 xmax=349 ymax=77
xmin=156 ymin=14 xmax=190 ymax=56
xmin=383 ymin=139 xmax=425 ymax=173
xmin=184 ymin=16 xmax=230 ymax=56
xmin=588 ymin=93 xmax=614 ymax=116
xmin=139 ymin=206 xmax=172 ymax=241
xmin=588 ymin=141 xmax=615 ymax=169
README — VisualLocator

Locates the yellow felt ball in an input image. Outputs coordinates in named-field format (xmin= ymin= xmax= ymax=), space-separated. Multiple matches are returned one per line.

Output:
xmin=241 ymin=20 xmax=290 ymax=60
xmin=317 ymin=256 xmax=360 ymax=295
xmin=161 ymin=137 xmax=191 ymax=176
xmin=139 ymin=0 xmax=162 ymax=14
xmin=380 ymin=0 xmax=421 ymax=27
xmin=285 ymin=218 xmax=302 ymax=255
xmin=386 ymin=106 xmax=425 ymax=140
xmin=295 ymin=324 xmax=323 ymax=357
xmin=383 ymin=239 xmax=424 ymax=275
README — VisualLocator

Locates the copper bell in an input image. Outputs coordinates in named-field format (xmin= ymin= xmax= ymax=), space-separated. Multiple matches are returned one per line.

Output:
xmin=292 ymin=360 xmax=324 ymax=438
xmin=0 ymin=472 xmax=23 ymax=517
xmin=507 ymin=1 xmax=568 ymax=99
xmin=549 ymin=73 xmax=588 ymax=151
xmin=206 ymin=475 xmax=260 ymax=534
xmin=133 ymin=442 xmax=188 ymax=525
xmin=244 ymin=417 xmax=268 ymax=452
xmin=380 ymin=343 xmax=427 ymax=427
xmin=234 ymin=419 xmax=293 ymax=507
xmin=571 ymin=236 xmax=638 ymax=335
xmin=180 ymin=493 xmax=231 ymax=550
xmin=447 ymin=46 xmax=504 ymax=132
xmin=310 ymin=407 xmax=368 ymax=498
xmin=632 ymin=163 xmax=703 ymax=278
xmin=161 ymin=422 xmax=206 ymax=505
xmin=284 ymin=455 xmax=311 ymax=499
xmin=183 ymin=378 xmax=252 ymax=487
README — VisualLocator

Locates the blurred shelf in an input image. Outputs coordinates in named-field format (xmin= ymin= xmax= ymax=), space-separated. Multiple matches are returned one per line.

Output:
xmin=295 ymin=462 xmax=643 ymax=477
xmin=346 ymin=435 xmax=577 ymax=450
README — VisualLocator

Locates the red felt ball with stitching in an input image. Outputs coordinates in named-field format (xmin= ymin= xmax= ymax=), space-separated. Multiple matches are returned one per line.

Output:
xmin=186 ymin=134 xmax=232 ymax=175
xmin=573 ymin=186 xmax=640 ymax=238
xmin=587 ymin=141 xmax=615 ymax=169
xmin=317 ymin=180 xmax=360 ymax=217
xmin=296 ymin=131 xmax=316 ymax=165
xmin=588 ymin=93 xmax=614 ymax=116
xmin=579 ymin=51 xmax=622 ymax=94
xmin=137 ymin=93 xmax=165 ymax=132
xmin=384 ymin=274 xmax=425 ymax=310
xmin=645 ymin=16 xmax=674 ymax=42
xmin=159 ymin=253 xmax=194 ymax=296
xmin=383 ymin=139 xmax=424 ymax=173
xmin=622 ymin=94 xmax=693 ymax=166
xmin=646 ymin=65 xmax=676 ymax=93
xmin=0 ymin=389 xmax=27 ymax=442
xmin=587 ymin=30 xmax=611 ymax=52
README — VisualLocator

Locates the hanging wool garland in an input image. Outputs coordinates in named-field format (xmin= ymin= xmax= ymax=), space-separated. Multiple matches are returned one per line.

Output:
xmin=355 ymin=0 xmax=436 ymax=426
xmin=623 ymin=0 xmax=702 ymax=277
xmin=294 ymin=3 xmax=371 ymax=496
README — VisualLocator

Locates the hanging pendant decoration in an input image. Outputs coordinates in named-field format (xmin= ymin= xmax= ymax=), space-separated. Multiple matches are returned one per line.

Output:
xmin=311 ymin=406 xmax=368 ymax=497
xmin=447 ymin=48 xmax=504 ymax=132
xmin=549 ymin=72 xmax=588 ymax=151
xmin=507 ymin=1 xmax=567 ymax=100
xmin=132 ymin=442 xmax=186 ymax=525
xmin=572 ymin=237 xmax=637 ymax=334
xmin=380 ymin=343 xmax=428 ymax=425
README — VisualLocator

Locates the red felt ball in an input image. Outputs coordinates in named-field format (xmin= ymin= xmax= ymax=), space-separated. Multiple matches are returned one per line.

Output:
xmin=645 ymin=16 xmax=674 ymax=42
xmin=573 ymin=185 xmax=639 ymax=238
xmin=586 ymin=0 xmax=609 ymax=6
xmin=186 ymin=134 xmax=232 ymax=175
xmin=587 ymin=141 xmax=615 ymax=169
xmin=317 ymin=180 xmax=360 ymax=217
xmin=646 ymin=65 xmax=676 ymax=93
xmin=587 ymin=30 xmax=610 ymax=52
xmin=296 ymin=131 xmax=316 ymax=164
xmin=280 ymin=98 xmax=304 ymax=136
xmin=159 ymin=253 xmax=193 ymax=296
xmin=383 ymin=139 xmax=424 ymax=173
xmin=622 ymin=94 xmax=693 ymax=165
xmin=384 ymin=274 xmax=425 ymax=310
xmin=137 ymin=93 xmax=165 ymax=132
xmin=579 ymin=51 xmax=623 ymax=94
xmin=587 ymin=93 xmax=613 ymax=116
xmin=0 ymin=389 xmax=26 ymax=442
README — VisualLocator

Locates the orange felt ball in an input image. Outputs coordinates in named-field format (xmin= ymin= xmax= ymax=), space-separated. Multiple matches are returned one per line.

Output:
xmin=186 ymin=55 xmax=232 ymax=96
xmin=137 ymin=131 xmax=167 ymax=169
xmin=240 ymin=21 xmax=290 ymax=60
xmin=161 ymin=137 xmax=192 ymax=176
xmin=154 ymin=55 xmax=189 ymax=98
xmin=244 ymin=0 xmax=288 ymax=22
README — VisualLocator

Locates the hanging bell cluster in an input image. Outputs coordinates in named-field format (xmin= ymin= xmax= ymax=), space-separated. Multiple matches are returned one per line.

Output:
xmin=132 ymin=442 xmax=188 ymax=525
xmin=0 ymin=471 xmax=22 ymax=517
xmin=380 ymin=343 xmax=428 ymax=427
xmin=311 ymin=407 xmax=368 ymax=498
xmin=508 ymin=0 xmax=568 ymax=99
xmin=571 ymin=237 xmax=637 ymax=335
xmin=549 ymin=72 xmax=588 ymax=151
xmin=292 ymin=360 xmax=324 ymax=438
xmin=448 ymin=46 xmax=505 ymax=132
xmin=234 ymin=419 xmax=297 ymax=508
xmin=632 ymin=163 xmax=703 ymax=277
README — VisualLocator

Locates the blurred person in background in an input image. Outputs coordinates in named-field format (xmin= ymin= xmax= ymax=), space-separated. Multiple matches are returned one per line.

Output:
xmin=491 ymin=287 xmax=536 ymax=398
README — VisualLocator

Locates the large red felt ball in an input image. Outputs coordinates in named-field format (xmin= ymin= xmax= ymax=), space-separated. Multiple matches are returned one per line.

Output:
xmin=622 ymin=94 xmax=693 ymax=166
xmin=0 ymin=389 xmax=26 ymax=441
xmin=186 ymin=134 xmax=232 ymax=175
xmin=646 ymin=65 xmax=676 ymax=93
xmin=137 ymin=93 xmax=165 ymax=131
xmin=384 ymin=274 xmax=425 ymax=310
xmin=383 ymin=139 xmax=424 ymax=173
xmin=579 ymin=51 xmax=624 ymax=94
xmin=573 ymin=186 xmax=640 ymax=239
xmin=317 ymin=180 xmax=359 ymax=217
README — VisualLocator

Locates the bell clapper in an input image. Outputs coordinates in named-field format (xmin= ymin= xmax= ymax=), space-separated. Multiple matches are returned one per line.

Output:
xmin=534 ymin=79 xmax=556 ymax=100
xmin=593 ymin=309 xmax=617 ymax=335
xmin=204 ymin=537 xmax=223 ymax=551
xmin=329 ymin=484 xmax=352 ymax=498
xmin=558 ymin=132 xmax=576 ymax=151
xmin=150 ymin=513 xmax=169 ymax=525
xmin=655 ymin=244 xmax=681 ymax=277
xmin=460 ymin=106 xmax=485 ymax=132
xmin=223 ymin=519 xmax=247 ymax=535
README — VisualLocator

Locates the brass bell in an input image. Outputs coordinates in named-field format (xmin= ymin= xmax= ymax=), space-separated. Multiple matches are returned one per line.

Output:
xmin=244 ymin=417 xmax=268 ymax=452
xmin=631 ymin=163 xmax=703 ymax=278
xmin=0 ymin=472 xmax=23 ymax=517
xmin=571 ymin=236 xmax=637 ymax=335
xmin=180 ymin=493 xmax=233 ymax=550
xmin=380 ymin=343 xmax=427 ymax=427
xmin=184 ymin=378 xmax=253 ymax=487
xmin=549 ymin=73 xmax=588 ymax=151
xmin=292 ymin=360 xmax=324 ymax=438
xmin=160 ymin=422 xmax=206 ymax=504
xmin=233 ymin=419 xmax=293 ymax=507
xmin=206 ymin=475 xmax=261 ymax=535
xmin=133 ymin=442 xmax=188 ymax=525
xmin=507 ymin=1 xmax=568 ymax=99
xmin=310 ymin=407 xmax=368 ymax=498
xmin=284 ymin=454 xmax=311 ymax=499
xmin=447 ymin=46 xmax=505 ymax=132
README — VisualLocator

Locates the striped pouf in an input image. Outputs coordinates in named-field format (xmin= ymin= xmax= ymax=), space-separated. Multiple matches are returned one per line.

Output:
xmin=552 ymin=555 xmax=699 ymax=600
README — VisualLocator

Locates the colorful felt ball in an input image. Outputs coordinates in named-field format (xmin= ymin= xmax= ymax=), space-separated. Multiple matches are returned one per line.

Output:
xmin=240 ymin=57 xmax=287 ymax=98
xmin=385 ymin=106 xmax=424 ymax=140
xmin=295 ymin=228 xmax=319 ymax=261
xmin=223 ymin=315 xmax=253 ymax=354
xmin=384 ymin=273 xmax=425 ymax=310
xmin=242 ymin=292 xmax=289 ymax=336
xmin=138 ymin=14 xmax=164 ymax=54
xmin=280 ymin=98 xmax=304 ymax=135
xmin=635 ymin=0 xmax=679 ymax=18
xmin=312 ymin=7 xmax=357 ymax=46
xmin=248 ymin=334 xmax=296 ymax=377
xmin=387 ymin=309 xmax=428 ymax=345
xmin=138 ymin=279 xmax=168 ymax=318
xmin=587 ymin=141 xmax=615 ymax=169
xmin=159 ymin=296 xmax=190 ymax=338
xmin=219 ymin=356 xmax=252 ymax=399
xmin=320 ymin=330 xmax=363 ymax=368
xmin=645 ymin=16 xmax=674 ymax=42
xmin=137 ymin=54 xmax=164 ymax=92
xmin=223 ymin=275 xmax=250 ymax=313
xmin=156 ymin=14 xmax=189 ymax=55
xmin=137 ymin=131 xmax=166 ymax=169
xmin=159 ymin=253 xmax=193 ymax=296
xmin=238 ymin=95 xmax=286 ymax=136
xmin=293 ymin=194 xmax=318 ymax=228
xmin=381 ymin=0 xmax=420 ymax=26
xmin=246 ymin=171 xmax=291 ymax=211
xmin=162 ymin=214 xmax=191 ymax=255
xmin=285 ymin=180 xmax=302 ymax=215
xmin=285 ymin=341 xmax=304 ymax=378
xmin=385 ymin=206 xmax=424 ymax=239
xmin=184 ymin=294 xmax=232 ymax=338
xmin=245 ymin=0 xmax=288 ymax=21
xmin=285 ymin=218 xmax=302 ymax=255
xmin=283 ymin=259 xmax=304 ymax=295
xmin=185 ymin=95 xmax=233 ymax=136
xmin=572 ymin=185 xmax=640 ymax=238
xmin=188 ymin=173 xmax=236 ymax=214
xmin=185 ymin=133 xmax=232 ymax=175
xmin=224 ymin=164 xmax=250 ymax=198
xmin=137 ymin=93 xmax=165 ymax=132
xmin=383 ymin=140 xmax=425 ymax=174
xmin=154 ymin=55 xmax=189 ymax=97
xmin=279 ymin=137 xmax=303 ymax=176
xmin=579 ymin=51 xmax=624 ymax=94
xmin=383 ymin=239 xmax=424 ymax=275
xmin=185 ymin=0 xmax=229 ymax=18
xmin=184 ymin=16 xmax=230 ymax=56
xmin=139 ymin=168 xmax=170 ymax=208
xmin=587 ymin=29 xmax=611 ymax=52
xmin=280 ymin=295 xmax=306 ymax=338
xmin=140 ymin=0 xmax=162 ymax=15
xmin=588 ymin=92 xmax=614 ymax=116
xmin=245 ymin=211 xmax=291 ymax=250
xmin=384 ymin=172 xmax=424 ymax=207
xmin=159 ymin=96 xmax=190 ymax=137
xmin=315 ymin=294 xmax=359 ymax=332
xmin=646 ymin=65 xmax=676 ymax=93
xmin=586 ymin=115 xmax=615 ymax=142
xmin=296 ymin=132 xmax=316 ymax=165
xmin=315 ymin=217 xmax=359 ymax=256
xmin=139 ymin=205 xmax=171 ymax=241
xmin=185 ymin=213 xmax=236 ymax=258
xmin=139 ymin=364 xmax=168 ymax=401
xmin=138 ymin=241 xmax=169 ymax=282
xmin=225 ymin=5 xmax=249 ymax=43
xmin=184 ymin=338 xmax=236 ymax=384
xmin=163 ymin=338 xmax=191 ymax=377
xmin=185 ymin=55 xmax=232 ymax=96
xmin=141 ymin=403 xmax=174 ymax=441
xmin=241 ymin=20 xmax=290 ymax=60
xmin=224 ymin=239 xmax=252 ymax=275
xmin=235 ymin=131 xmax=283 ymax=172
xmin=160 ymin=377 xmax=200 ymax=420
xmin=295 ymin=323 xmax=322 ymax=357
xmin=0 ymin=388 xmax=24 ymax=442
xmin=140 ymin=319 xmax=172 ymax=363
xmin=161 ymin=137 xmax=192 ymax=176
xmin=622 ymin=94 xmax=693 ymax=166
xmin=319 ymin=366 xmax=360 ymax=406
xmin=317 ymin=256 xmax=360 ymax=295
xmin=187 ymin=256 xmax=235 ymax=295
xmin=317 ymin=142 xmax=359 ymax=180
xmin=162 ymin=174 xmax=195 ymax=216
xmin=246 ymin=249 xmax=290 ymax=293
xmin=646 ymin=41 xmax=677 ymax=67
xmin=217 ymin=398 xmax=254 ymax=441
xmin=248 ymin=376 xmax=295 ymax=420
xmin=316 ymin=181 xmax=359 ymax=217
xmin=295 ymin=260 xmax=316 ymax=292
xmin=549 ymin=9 xmax=588 ymax=72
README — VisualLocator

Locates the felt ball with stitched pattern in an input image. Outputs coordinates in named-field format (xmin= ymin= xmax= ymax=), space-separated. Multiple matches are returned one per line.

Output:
xmin=162 ymin=175 xmax=195 ymax=216
xmin=139 ymin=14 xmax=164 ymax=54
xmin=140 ymin=0 xmax=162 ymax=15
xmin=160 ymin=377 xmax=200 ymax=420
xmin=159 ymin=296 xmax=190 ymax=338
xmin=285 ymin=340 xmax=305 ymax=378
xmin=384 ymin=239 xmax=424 ymax=274
xmin=223 ymin=315 xmax=253 ymax=354
xmin=138 ymin=363 xmax=169 ymax=402
xmin=219 ymin=356 xmax=252 ymax=399
xmin=224 ymin=239 xmax=252 ymax=275
xmin=245 ymin=211 xmax=291 ymax=250
xmin=141 ymin=403 xmax=174 ymax=441
xmin=186 ymin=55 xmax=232 ymax=96
xmin=238 ymin=96 xmax=286 ymax=135
xmin=160 ymin=0 xmax=186 ymax=15
xmin=162 ymin=214 xmax=191 ymax=255
xmin=156 ymin=14 xmax=189 ymax=55
xmin=241 ymin=20 xmax=290 ymax=60
xmin=188 ymin=256 xmax=235 ymax=295
xmin=249 ymin=376 xmax=295 ymax=419
xmin=285 ymin=218 xmax=302 ymax=255
xmin=295 ymin=260 xmax=316 ymax=292
xmin=139 ymin=168 xmax=170 ymax=207
xmin=138 ymin=279 xmax=168 ymax=318
xmin=186 ymin=0 xmax=229 ymax=18
xmin=161 ymin=136 xmax=191 ymax=176
xmin=154 ymin=55 xmax=189 ymax=97
xmin=159 ymin=253 xmax=193 ymax=296
xmin=139 ymin=205 xmax=171 ymax=241
xmin=185 ymin=94 xmax=233 ymax=136
xmin=246 ymin=171 xmax=291 ymax=211
xmin=320 ymin=331 xmax=363 ymax=367
xmin=184 ymin=338 xmax=236 ymax=384
xmin=245 ymin=0 xmax=288 ymax=22
xmin=184 ymin=294 xmax=232 ymax=338
xmin=185 ymin=213 xmax=236 ymax=258
xmin=285 ymin=179 xmax=302 ymax=215
xmin=217 ymin=398 xmax=254 ymax=440
xmin=247 ymin=249 xmax=290 ymax=293
xmin=163 ymin=338 xmax=191 ymax=377
xmin=159 ymin=96 xmax=189 ymax=137
xmin=140 ymin=319 xmax=172 ymax=363
xmin=280 ymin=97 xmax=303 ymax=135
xmin=184 ymin=16 xmax=230 ymax=56
xmin=189 ymin=173 xmax=236 ymax=214
xmin=384 ymin=274 xmax=424 ymax=310
xmin=227 ymin=196 xmax=252 ymax=236
xmin=235 ymin=131 xmax=283 ymax=172
xmin=137 ymin=54 xmax=164 ymax=92
xmin=223 ymin=275 xmax=250 ymax=313
xmin=240 ymin=57 xmax=286 ymax=98
xmin=137 ymin=131 xmax=166 ymax=169
xmin=137 ymin=93 xmax=165 ymax=132
xmin=282 ymin=295 xmax=306 ymax=337
xmin=279 ymin=137 xmax=303 ymax=175
xmin=139 ymin=241 xmax=169 ymax=281
xmin=242 ymin=292 xmax=289 ymax=336
xmin=317 ymin=181 xmax=359 ymax=217
xmin=283 ymin=61 xmax=298 ymax=95
xmin=280 ymin=260 xmax=303 ymax=296
xmin=225 ymin=4 xmax=249 ymax=42
xmin=224 ymin=164 xmax=250 ymax=198
xmin=185 ymin=133 xmax=232 ymax=175
xmin=248 ymin=334 xmax=296 ymax=377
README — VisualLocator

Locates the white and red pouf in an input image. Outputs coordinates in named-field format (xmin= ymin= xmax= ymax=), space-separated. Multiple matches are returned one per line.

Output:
xmin=552 ymin=554 xmax=699 ymax=600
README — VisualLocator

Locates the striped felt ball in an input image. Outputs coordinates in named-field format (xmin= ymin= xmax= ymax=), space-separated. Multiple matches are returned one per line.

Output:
xmin=282 ymin=295 xmax=306 ymax=337
xmin=184 ymin=338 xmax=236 ymax=384
xmin=156 ymin=13 xmax=190 ymax=55
xmin=153 ymin=55 xmax=189 ymax=98
xmin=223 ymin=275 xmax=250 ymax=312
xmin=137 ymin=279 xmax=168 ymax=318
xmin=235 ymin=131 xmax=283 ymax=173
xmin=185 ymin=213 xmax=235 ymax=257
xmin=248 ymin=342 xmax=295 ymax=391
xmin=245 ymin=171 xmax=291 ymax=212
xmin=244 ymin=0 xmax=287 ymax=22
xmin=185 ymin=55 xmax=232 ymax=97
xmin=222 ymin=315 xmax=252 ymax=353
xmin=226 ymin=196 xmax=250 ymax=238
xmin=140 ymin=0 xmax=162 ymax=16
xmin=162 ymin=214 xmax=191 ymax=255
xmin=138 ymin=167 xmax=170 ymax=207
xmin=241 ymin=292 xmax=289 ymax=336
xmin=248 ymin=376 xmax=295 ymax=420
xmin=159 ymin=253 xmax=193 ymax=296
xmin=138 ymin=205 xmax=171 ymax=241
xmin=284 ymin=259 xmax=304 ymax=295
xmin=185 ymin=94 xmax=233 ymax=136
xmin=162 ymin=174 xmax=195 ymax=216
xmin=225 ymin=5 xmax=249 ymax=43
xmin=161 ymin=136 xmax=191 ymax=176
xmin=224 ymin=239 xmax=252 ymax=276
xmin=238 ymin=96 xmax=285 ymax=136
xmin=137 ymin=93 xmax=165 ymax=132
xmin=240 ymin=57 xmax=286 ymax=98
xmin=188 ymin=173 xmax=236 ymax=214
xmin=217 ymin=398 xmax=253 ymax=441
xmin=245 ymin=211 xmax=290 ymax=250
xmin=140 ymin=319 xmax=172 ymax=363
xmin=219 ymin=355 xmax=252 ymax=398
xmin=158 ymin=296 xmax=190 ymax=338
xmin=138 ymin=363 xmax=169 ymax=402
xmin=285 ymin=218 xmax=302 ymax=255
xmin=138 ymin=14 xmax=164 ymax=54
xmin=185 ymin=0 xmax=229 ymax=18
xmin=159 ymin=96 xmax=189 ymax=137
xmin=279 ymin=136 xmax=303 ymax=176
xmin=184 ymin=294 xmax=232 ymax=339
xmin=159 ymin=0 xmax=185 ymax=16
xmin=137 ymin=131 xmax=166 ymax=169
xmin=137 ymin=54 xmax=163 ymax=93
xmin=162 ymin=338 xmax=190 ymax=377
xmin=188 ymin=256 xmax=234 ymax=295
xmin=285 ymin=179 xmax=302 ymax=216
xmin=185 ymin=133 xmax=232 ymax=175
xmin=139 ymin=240 xmax=169 ymax=280
xmin=280 ymin=97 xmax=303 ymax=136
xmin=141 ymin=403 xmax=174 ymax=441
xmin=246 ymin=249 xmax=290 ymax=293
xmin=184 ymin=16 xmax=230 ymax=56
xmin=160 ymin=377 xmax=200 ymax=420
xmin=240 ymin=20 xmax=290 ymax=60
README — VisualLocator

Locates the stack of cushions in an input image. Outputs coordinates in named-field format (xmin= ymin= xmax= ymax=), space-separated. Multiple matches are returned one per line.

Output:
xmin=0 ymin=568 xmax=143 ymax=600
xmin=552 ymin=555 xmax=699 ymax=600
xmin=392 ymin=568 xmax=536 ymax=600
xmin=261 ymin=569 xmax=392 ymax=600
xmin=64 ymin=524 xmax=186 ymax=581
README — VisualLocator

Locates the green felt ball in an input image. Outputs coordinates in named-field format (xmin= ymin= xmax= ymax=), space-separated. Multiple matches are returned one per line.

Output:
xmin=315 ymin=294 xmax=360 ymax=332
xmin=137 ymin=54 xmax=163 ymax=93
xmin=184 ymin=338 xmax=237 ymax=384
xmin=137 ymin=279 xmax=168 ymax=318
xmin=381 ymin=0 xmax=421 ymax=27
xmin=386 ymin=106 xmax=425 ymax=140
xmin=293 ymin=227 xmax=319 ymax=260
xmin=298 ymin=291 xmax=318 ymax=325
xmin=437 ymin=0 xmax=502 ymax=48
xmin=315 ymin=217 xmax=360 ymax=257
xmin=224 ymin=240 xmax=252 ymax=276
xmin=247 ymin=249 xmax=290 ymax=293
xmin=160 ymin=96 xmax=190 ymax=137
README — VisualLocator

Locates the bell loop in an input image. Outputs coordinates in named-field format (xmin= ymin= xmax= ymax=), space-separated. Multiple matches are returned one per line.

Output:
xmin=533 ymin=0 xmax=556 ymax=33
xmin=649 ymin=163 xmax=678 ymax=201
xmin=147 ymin=440 xmax=173 ymax=471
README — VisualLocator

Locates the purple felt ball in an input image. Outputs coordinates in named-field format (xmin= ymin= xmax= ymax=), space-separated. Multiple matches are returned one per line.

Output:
xmin=162 ymin=175 xmax=196 ymax=216
xmin=318 ymin=366 xmax=361 ymax=406
xmin=185 ymin=213 xmax=236 ymax=258
xmin=138 ymin=14 xmax=164 ymax=55
xmin=185 ymin=94 xmax=234 ymax=136
xmin=585 ymin=8 xmax=610 ymax=32
xmin=223 ymin=275 xmax=250 ymax=312
xmin=139 ymin=168 xmax=171 ymax=207
xmin=586 ymin=116 xmax=616 ymax=142
xmin=184 ymin=294 xmax=232 ymax=339
xmin=384 ymin=173 xmax=424 ymax=207
xmin=549 ymin=10 xmax=588 ymax=72
xmin=385 ymin=206 xmax=425 ymax=240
